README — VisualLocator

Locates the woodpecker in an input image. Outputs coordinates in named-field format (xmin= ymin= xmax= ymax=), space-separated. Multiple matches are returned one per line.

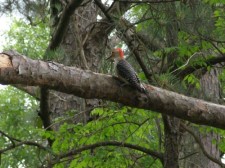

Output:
xmin=107 ymin=48 xmax=146 ymax=93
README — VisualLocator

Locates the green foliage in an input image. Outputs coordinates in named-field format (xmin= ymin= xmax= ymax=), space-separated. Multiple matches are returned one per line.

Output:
xmin=44 ymin=47 xmax=65 ymax=61
xmin=4 ymin=19 xmax=50 ymax=59
xmin=52 ymin=107 xmax=163 ymax=168
xmin=204 ymin=0 xmax=225 ymax=5
xmin=0 ymin=86 xmax=45 ymax=167
xmin=183 ymin=74 xmax=200 ymax=89
xmin=2 ymin=0 xmax=225 ymax=167
xmin=138 ymin=72 xmax=147 ymax=82
xmin=178 ymin=32 xmax=199 ymax=58
xmin=213 ymin=8 xmax=225 ymax=39
xmin=1 ymin=17 xmax=50 ymax=167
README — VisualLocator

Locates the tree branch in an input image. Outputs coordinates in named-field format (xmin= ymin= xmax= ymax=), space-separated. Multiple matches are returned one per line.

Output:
xmin=174 ymin=55 xmax=225 ymax=78
xmin=0 ymin=141 xmax=48 ymax=154
xmin=55 ymin=141 xmax=163 ymax=164
xmin=47 ymin=0 xmax=83 ymax=50
xmin=1 ymin=51 xmax=225 ymax=129
xmin=94 ymin=0 xmax=113 ymax=22
xmin=13 ymin=85 xmax=40 ymax=100
xmin=0 ymin=130 xmax=19 ymax=146
xmin=0 ymin=130 xmax=48 ymax=154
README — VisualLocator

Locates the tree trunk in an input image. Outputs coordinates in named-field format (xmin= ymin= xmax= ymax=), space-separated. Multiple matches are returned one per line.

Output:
xmin=163 ymin=116 xmax=180 ymax=168
xmin=48 ymin=0 xmax=106 ymax=125
xmin=163 ymin=4 xmax=181 ymax=168
xmin=164 ymin=2 xmax=221 ymax=167
xmin=180 ymin=68 xmax=221 ymax=168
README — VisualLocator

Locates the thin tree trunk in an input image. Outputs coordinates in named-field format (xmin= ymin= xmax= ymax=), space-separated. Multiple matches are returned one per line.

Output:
xmin=163 ymin=116 xmax=180 ymax=168
xmin=48 ymin=1 xmax=103 ymax=125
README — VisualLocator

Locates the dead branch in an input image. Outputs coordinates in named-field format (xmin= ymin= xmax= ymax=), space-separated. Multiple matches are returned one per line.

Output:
xmin=1 ymin=51 xmax=225 ymax=129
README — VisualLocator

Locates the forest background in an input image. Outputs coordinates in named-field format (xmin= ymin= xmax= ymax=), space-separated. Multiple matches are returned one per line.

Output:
xmin=0 ymin=0 xmax=225 ymax=168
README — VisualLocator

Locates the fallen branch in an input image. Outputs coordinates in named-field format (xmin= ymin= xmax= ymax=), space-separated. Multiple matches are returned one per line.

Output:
xmin=1 ymin=51 xmax=225 ymax=129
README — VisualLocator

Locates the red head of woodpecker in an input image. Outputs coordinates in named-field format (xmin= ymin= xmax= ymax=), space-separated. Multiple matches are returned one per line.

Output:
xmin=106 ymin=48 xmax=124 ymax=62
xmin=107 ymin=48 xmax=146 ymax=93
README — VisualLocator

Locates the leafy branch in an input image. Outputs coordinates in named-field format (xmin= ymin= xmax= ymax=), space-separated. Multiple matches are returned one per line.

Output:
xmin=0 ymin=130 xmax=48 ymax=154
xmin=54 ymin=141 xmax=164 ymax=164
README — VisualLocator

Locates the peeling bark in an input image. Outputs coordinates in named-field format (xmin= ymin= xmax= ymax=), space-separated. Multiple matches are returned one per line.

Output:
xmin=1 ymin=51 xmax=225 ymax=130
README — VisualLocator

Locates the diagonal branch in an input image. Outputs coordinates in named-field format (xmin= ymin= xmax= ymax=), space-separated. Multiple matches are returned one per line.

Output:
xmin=1 ymin=51 xmax=225 ymax=130
xmin=0 ymin=130 xmax=20 ymax=146
xmin=13 ymin=85 xmax=40 ymax=100
xmin=94 ymin=0 xmax=113 ymax=21
xmin=47 ymin=0 xmax=83 ymax=51
xmin=174 ymin=55 xmax=225 ymax=78
xmin=0 ymin=130 xmax=48 ymax=154
xmin=55 ymin=141 xmax=164 ymax=164
xmin=0 ymin=141 xmax=48 ymax=154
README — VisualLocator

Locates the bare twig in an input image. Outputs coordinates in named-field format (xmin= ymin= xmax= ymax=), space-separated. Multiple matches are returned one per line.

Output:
xmin=171 ymin=52 xmax=203 ymax=74
xmin=175 ymin=55 xmax=225 ymax=77
xmin=124 ymin=118 xmax=150 ymax=141
xmin=179 ymin=152 xmax=198 ymax=160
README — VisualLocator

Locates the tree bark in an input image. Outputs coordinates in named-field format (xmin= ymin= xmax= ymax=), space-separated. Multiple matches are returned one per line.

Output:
xmin=47 ymin=0 xmax=108 ymax=126
xmin=1 ymin=51 xmax=225 ymax=130
xmin=163 ymin=116 xmax=180 ymax=168
xmin=163 ymin=4 xmax=181 ymax=168
xmin=180 ymin=68 xmax=221 ymax=168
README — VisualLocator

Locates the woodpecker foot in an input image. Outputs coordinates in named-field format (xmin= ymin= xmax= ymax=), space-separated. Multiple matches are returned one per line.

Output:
xmin=112 ymin=76 xmax=129 ymax=93
xmin=112 ymin=76 xmax=128 ymax=85
xmin=112 ymin=75 xmax=122 ymax=81
xmin=120 ymin=82 xmax=129 ymax=87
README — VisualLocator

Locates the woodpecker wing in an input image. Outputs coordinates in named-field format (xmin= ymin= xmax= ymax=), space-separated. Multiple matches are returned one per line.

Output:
xmin=116 ymin=59 xmax=145 ymax=92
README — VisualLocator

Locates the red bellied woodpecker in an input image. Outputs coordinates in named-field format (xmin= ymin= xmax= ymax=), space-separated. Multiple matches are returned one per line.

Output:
xmin=107 ymin=48 xmax=146 ymax=93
